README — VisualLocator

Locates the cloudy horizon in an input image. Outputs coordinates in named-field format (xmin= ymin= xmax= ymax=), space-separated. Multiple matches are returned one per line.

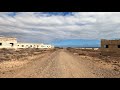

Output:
xmin=0 ymin=12 xmax=120 ymax=47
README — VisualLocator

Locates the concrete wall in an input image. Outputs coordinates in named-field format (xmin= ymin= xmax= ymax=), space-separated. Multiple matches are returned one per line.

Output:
xmin=0 ymin=37 xmax=54 ymax=49
xmin=17 ymin=43 xmax=42 ymax=49
xmin=93 ymin=48 xmax=99 ymax=50
xmin=0 ymin=37 xmax=17 ymax=49
xmin=40 ymin=44 xmax=53 ymax=49
xmin=100 ymin=39 xmax=120 ymax=56
xmin=17 ymin=43 xmax=54 ymax=49
xmin=79 ymin=48 xmax=99 ymax=50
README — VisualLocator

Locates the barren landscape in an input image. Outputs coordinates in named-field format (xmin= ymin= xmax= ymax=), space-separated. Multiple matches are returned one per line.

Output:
xmin=0 ymin=48 xmax=120 ymax=78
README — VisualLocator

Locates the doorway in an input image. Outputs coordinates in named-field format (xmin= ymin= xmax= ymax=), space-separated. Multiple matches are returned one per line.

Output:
xmin=10 ymin=43 xmax=14 ymax=47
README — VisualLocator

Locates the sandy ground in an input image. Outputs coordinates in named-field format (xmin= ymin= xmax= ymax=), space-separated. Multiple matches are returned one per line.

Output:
xmin=0 ymin=49 xmax=120 ymax=78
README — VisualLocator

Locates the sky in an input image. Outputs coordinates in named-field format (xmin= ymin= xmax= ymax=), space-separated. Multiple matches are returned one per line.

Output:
xmin=0 ymin=12 xmax=120 ymax=47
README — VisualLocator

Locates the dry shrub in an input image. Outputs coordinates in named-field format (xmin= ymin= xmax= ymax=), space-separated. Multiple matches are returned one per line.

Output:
xmin=78 ymin=53 xmax=86 ymax=55
xmin=0 ymin=48 xmax=53 ymax=62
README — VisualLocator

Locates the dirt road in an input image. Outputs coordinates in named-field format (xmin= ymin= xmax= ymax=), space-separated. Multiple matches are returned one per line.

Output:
xmin=0 ymin=49 xmax=120 ymax=78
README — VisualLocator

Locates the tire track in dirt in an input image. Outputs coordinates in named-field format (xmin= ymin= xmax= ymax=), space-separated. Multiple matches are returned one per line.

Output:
xmin=58 ymin=50 xmax=97 ymax=78
xmin=1 ymin=49 xmax=119 ymax=78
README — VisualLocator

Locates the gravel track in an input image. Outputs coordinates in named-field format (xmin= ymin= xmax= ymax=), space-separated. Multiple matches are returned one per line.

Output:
xmin=0 ymin=49 xmax=119 ymax=78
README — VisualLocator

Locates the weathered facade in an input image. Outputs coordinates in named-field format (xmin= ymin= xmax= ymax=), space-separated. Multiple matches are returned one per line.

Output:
xmin=17 ymin=43 xmax=43 ymax=49
xmin=17 ymin=43 xmax=53 ymax=49
xmin=0 ymin=37 xmax=17 ymax=49
xmin=0 ymin=37 xmax=54 ymax=49
xmin=100 ymin=39 xmax=120 ymax=56
xmin=81 ymin=48 xmax=99 ymax=50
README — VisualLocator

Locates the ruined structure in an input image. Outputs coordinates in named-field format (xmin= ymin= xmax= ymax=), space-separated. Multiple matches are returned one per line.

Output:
xmin=0 ymin=37 xmax=17 ymax=49
xmin=101 ymin=39 xmax=120 ymax=56
xmin=0 ymin=37 xmax=54 ymax=49
xmin=17 ymin=43 xmax=53 ymax=49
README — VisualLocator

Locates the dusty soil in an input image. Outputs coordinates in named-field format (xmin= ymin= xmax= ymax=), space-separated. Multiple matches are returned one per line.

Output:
xmin=0 ymin=48 xmax=52 ymax=62
xmin=67 ymin=48 xmax=120 ymax=77
xmin=0 ymin=49 xmax=120 ymax=78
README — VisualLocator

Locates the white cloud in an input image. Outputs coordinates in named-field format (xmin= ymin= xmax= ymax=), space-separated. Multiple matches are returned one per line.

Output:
xmin=0 ymin=12 xmax=120 ymax=43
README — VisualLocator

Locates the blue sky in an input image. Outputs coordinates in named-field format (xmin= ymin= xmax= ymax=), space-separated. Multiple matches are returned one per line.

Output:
xmin=0 ymin=12 xmax=120 ymax=47
xmin=52 ymin=39 xmax=100 ymax=47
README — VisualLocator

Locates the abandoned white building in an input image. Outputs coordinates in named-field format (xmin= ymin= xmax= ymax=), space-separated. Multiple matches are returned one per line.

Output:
xmin=0 ymin=37 xmax=17 ymax=49
xmin=0 ymin=37 xmax=54 ymax=49
xmin=17 ymin=43 xmax=53 ymax=49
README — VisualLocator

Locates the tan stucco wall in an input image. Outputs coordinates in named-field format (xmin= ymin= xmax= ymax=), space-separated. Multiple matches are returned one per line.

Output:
xmin=101 ymin=39 xmax=120 ymax=56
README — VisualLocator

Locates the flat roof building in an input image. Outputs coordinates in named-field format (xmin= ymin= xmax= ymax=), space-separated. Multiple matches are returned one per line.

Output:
xmin=0 ymin=37 xmax=54 ymax=49
xmin=101 ymin=39 xmax=120 ymax=56
xmin=0 ymin=37 xmax=17 ymax=49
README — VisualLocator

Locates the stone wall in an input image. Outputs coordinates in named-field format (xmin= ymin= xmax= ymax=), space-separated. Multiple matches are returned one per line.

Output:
xmin=101 ymin=39 xmax=120 ymax=56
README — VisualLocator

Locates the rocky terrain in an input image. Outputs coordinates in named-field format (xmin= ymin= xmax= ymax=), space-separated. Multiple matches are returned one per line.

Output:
xmin=0 ymin=48 xmax=120 ymax=78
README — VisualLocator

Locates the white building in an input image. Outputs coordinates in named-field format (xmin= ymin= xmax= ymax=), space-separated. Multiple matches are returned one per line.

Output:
xmin=0 ymin=37 xmax=17 ymax=49
xmin=17 ymin=43 xmax=54 ymax=49
xmin=40 ymin=44 xmax=54 ymax=49
xmin=79 ymin=48 xmax=99 ymax=50
xmin=0 ymin=37 xmax=54 ymax=49
xmin=17 ymin=43 xmax=43 ymax=49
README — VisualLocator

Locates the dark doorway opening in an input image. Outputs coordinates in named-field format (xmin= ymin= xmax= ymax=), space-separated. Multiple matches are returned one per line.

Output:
xmin=0 ymin=43 xmax=2 ymax=46
xmin=118 ymin=45 xmax=120 ymax=48
xmin=104 ymin=45 xmax=109 ymax=48
xmin=10 ymin=43 xmax=14 ymax=46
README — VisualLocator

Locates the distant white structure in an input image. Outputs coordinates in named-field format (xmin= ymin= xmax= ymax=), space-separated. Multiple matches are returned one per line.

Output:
xmin=78 ymin=48 xmax=99 ymax=50
xmin=0 ymin=37 xmax=17 ymax=49
xmin=0 ymin=37 xmax=54 ymax=49
xmin=93 ymin=48 xmax=99 ymax=50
